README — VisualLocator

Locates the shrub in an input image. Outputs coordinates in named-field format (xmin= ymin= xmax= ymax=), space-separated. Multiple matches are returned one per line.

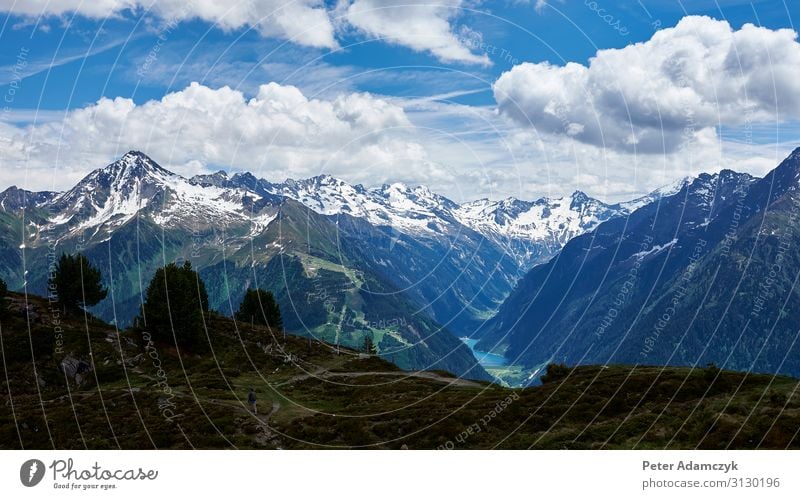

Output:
xmin=540 ymin=363 xmax=571 ymax=384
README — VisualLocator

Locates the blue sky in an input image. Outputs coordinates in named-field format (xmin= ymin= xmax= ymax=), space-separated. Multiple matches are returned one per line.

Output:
xmin=1 ymin=0 xmax=799 ymax=202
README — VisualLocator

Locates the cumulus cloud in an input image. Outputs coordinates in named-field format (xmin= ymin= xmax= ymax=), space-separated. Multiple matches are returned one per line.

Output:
xmin=0 ymin=80 xmax=795 ymax=204
xmin=0 ymin=81 xmax=433 ymax=191
xmin=0 ymin=0 xmax=338 ymax=48
xmin=2 ymin=14 xmax=797 ymax=203
xmin=493 ymin=16 xmax=800 ymax=153
xmin=343 ymin=0 xmax=490 ymax=65
xmin=0 ymin=0 xmax=490 ymax=64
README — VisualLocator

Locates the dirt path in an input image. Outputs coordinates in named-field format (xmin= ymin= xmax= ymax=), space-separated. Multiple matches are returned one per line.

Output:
xmin=164 ymin=391 xmax=282 ymax=447
xmin=279 ymin=369 xmax=482 ymax=388
xmin=251 ymin=399 xmax=281 ymax=447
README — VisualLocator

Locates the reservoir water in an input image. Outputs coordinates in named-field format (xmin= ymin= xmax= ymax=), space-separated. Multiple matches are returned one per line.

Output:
xmin=460 ymin=338 xmax=510 ymax=368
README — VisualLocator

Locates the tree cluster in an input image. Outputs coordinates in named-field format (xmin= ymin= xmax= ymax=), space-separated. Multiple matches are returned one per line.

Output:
xmin=12 ymin=253 xmax=285 ymax=352
xmin=236 ymin=288 xmax=283 ymax=330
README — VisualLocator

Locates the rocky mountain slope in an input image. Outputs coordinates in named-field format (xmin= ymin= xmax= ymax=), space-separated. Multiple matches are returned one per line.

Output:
xmin=480 ymin=148 xmax=800 ymax=384
xmin=0 ymin=152 xmax=485 ymax=379
xmin=0 ymin=151 xmax=638 ymax=378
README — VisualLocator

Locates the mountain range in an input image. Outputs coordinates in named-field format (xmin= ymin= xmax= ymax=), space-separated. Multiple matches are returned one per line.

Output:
xmin=5 ymin=149 xmax=797 ymax=384
xmin=0 ymin=151 xmax=642 ymax=380
xmin=477 ymin=147 xmax=800 ymax=385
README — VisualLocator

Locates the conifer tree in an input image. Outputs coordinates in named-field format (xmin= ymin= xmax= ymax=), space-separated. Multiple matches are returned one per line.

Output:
xmin=362 ymin=333 xmax=378 ymax=355
xmin=236 ymin=288 xmax=282 ymax=330
xmin=140 ymin=261 xmax=209 ymax=349
xmin=52 ymin=253 xmax=108 ymax=311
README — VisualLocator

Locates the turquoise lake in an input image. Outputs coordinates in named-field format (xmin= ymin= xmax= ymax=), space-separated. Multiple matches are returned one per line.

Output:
xmin=460 ymin=338 xmax=510 ymax=368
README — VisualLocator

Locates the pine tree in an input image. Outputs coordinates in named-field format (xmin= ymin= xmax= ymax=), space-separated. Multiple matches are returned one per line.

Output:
xmin=236 ymin=288 xmax=282 ymax=330
xmin=362 ymin=333 xmax=378 ymax=355
xmin=0 ymin=277 xmax=8 ymax=319
xmin=52 ymin=253 xmax=108 ymax=311
xmin=140 ymin=261 xmax=209 ymax=350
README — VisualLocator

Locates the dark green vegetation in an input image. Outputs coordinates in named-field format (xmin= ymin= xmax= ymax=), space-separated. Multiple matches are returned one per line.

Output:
xmin=140 ymin=261 xmax=209 ymax=350
xmin=479 ymin=148 xmax=800 ymax=382
xmin=2 ymin=293 xmax=798 ymax=449
xmin=361 ymin=332 xmax=377 ymax=355
xmin=52 ymin=253 xmax=108 ymax=310
xmin=0 ymin=277 xmax=7 ymax=317
xmin=236 ymin=288 xmax=282 ymax=330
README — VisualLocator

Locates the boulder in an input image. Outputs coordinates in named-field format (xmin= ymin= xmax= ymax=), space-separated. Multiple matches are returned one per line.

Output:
xmin=58 ymin=356 xmax=92 ymax=385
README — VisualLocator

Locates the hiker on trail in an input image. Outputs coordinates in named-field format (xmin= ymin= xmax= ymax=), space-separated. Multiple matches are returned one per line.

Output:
xmin=248 ymin=389 xmax=257 ymax=414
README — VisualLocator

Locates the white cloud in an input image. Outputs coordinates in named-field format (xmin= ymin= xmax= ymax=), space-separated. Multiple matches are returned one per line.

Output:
xmin=343 ymin=0 xmax=490 ymax=65
xmin=3 ymin=14 xmax=799 ymax=204
xmin=1 ymin=82 xmax=798 ymax=204
xmin=0 ymin=0 xmax=492 ymax=64
xmin=0 ymin=0 xmax=337 ymax=48
xmin=493 ymin=16 xmax=800 ymax=153
xmin=0 ymin=81 xmax=431 ymax=191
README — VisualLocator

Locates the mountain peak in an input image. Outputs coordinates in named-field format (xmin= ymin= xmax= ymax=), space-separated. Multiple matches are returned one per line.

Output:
xmin=309 ymin=174 xmax=340 ymax=185
xmin=741 ymin=146 xmax=800 ymax=202
xmin=121 ymin=150 xmax=148 ymax=160
xmin=87 ymin=151 xmax=177 ymax=188
xmin=777 ymin=145 xmax=800 ymax=173
xmin=229 ymin=171 xmax=261 ymax=190
xmin=570 ymin=190 xmax=590 ymax=203
xmin=190 ymin=170 xmax=231 ymax=188
xmin=0 ymin=186 xmax=57 ymax=212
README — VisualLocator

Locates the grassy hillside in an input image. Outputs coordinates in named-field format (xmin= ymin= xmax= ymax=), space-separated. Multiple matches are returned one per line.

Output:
xmin=1 ymin=293 xmax=798 ymax=449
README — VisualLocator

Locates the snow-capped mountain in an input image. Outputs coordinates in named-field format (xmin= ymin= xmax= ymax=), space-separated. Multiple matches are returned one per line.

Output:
xmin=0 ymin=150 xmax=693 ymax=339
xmin=618 ymin=176 xmax=694 ymax=212
xmin=258 ymin=174 xmax=459 ymax=234
xmin=0 ymin=150 xmax=699 ymax=273
xmin=455 ymin=191 xmax=623 ymax=268
xmin=0 ymin=150 xmax=698 ymax=286
xmin=191 ymin=169 xmax=635 ymax=269
xmin=0 ymin=186 xmax=56 ymax=212
xmin=0 ymin=152 xmax=496 ymax=379
xmin=477 ymin=154 xmax=775 ymax=382
xmin=191 ymin=160 xmax=634 ymax=270
xmin=259 ymin=175 xmax=700 ymax=270
xmin=5 ymin=148 xmax=795 ymax=387
xmin=39 ymin=151 xmax=279 ymax=241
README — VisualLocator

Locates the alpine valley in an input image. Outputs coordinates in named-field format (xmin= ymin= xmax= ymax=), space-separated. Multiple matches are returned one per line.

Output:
xmin=0 ymin=151 xmax=632 ymax=382
xmin=479 ymin=147 xmax=800 ymax=385
xmin=3 ymin=149 xmax=800 ymax=386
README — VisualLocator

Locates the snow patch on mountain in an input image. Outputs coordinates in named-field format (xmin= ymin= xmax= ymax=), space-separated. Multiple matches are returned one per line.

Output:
xmin=619 ymin=176 xmax=694 ymax=212
xmin=454 ymin=192 xmax=622 ymax=266
xmin=9 ymin=150 xmax=717 ymax=271
xmin=630 ymin=238 xmax=678 ymax=260
xmin=269 ymin=175 xmax=457 ymax=235
xmin=46 ymin=151 xmax=275 ymax=236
